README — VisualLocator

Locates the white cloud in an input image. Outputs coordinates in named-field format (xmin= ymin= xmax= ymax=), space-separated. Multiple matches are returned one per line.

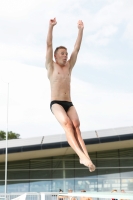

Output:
xmin=0 ymin=43 xmax=45 ymax=65
xmin=82 ymin=0 xmax=133 ymax=45
xmin=0 ymin=0 xmax=49 ymax=19
xmin=123 ymin=20 xmax=133 ymax=43
xmin=77 ymin=50 xmax=131 ymax=70
xmin=85 ymin=25 xmax=118 ymax=46
xmin=71 ymin=78 xmax=133 ymax=131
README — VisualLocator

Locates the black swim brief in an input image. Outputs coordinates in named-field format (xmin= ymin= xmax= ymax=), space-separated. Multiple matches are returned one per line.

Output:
xmin=50 ymin=100 xmax=73 ymax=113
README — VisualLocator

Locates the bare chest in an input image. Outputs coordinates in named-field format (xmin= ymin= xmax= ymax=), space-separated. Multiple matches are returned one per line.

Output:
xmin=52 ymin=64 xmax=71 ymax=82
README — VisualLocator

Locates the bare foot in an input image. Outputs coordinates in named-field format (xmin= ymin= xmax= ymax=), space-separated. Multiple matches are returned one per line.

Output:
xmin=80 ymin=158 xmax=96 ymax=172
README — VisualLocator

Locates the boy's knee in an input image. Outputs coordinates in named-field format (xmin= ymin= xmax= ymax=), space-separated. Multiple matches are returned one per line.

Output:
xmin=62 ymin=118 xmax=73 ymax=128
xmin=73 ymin=120 xmax=80 ymax=128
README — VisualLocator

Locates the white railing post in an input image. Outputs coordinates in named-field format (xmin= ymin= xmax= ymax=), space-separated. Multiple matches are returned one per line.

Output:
xmin=40 ymin=193 xmax=45 ymax=200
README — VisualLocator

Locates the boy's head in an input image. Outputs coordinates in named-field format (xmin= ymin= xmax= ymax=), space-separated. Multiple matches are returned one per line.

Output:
xmin=54 ymin=46 xmax=68 ymax=66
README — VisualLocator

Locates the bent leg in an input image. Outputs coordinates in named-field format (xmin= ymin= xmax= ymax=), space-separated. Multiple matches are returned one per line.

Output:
xmin=67 ymin=106 xmax=96 ymax=172
xmin=52 ymin=104 xmax=94 ymax=171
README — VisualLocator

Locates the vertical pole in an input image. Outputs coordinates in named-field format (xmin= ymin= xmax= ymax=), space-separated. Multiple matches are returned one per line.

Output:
xmin=63 ymin=159 xmax=65 ymax=191
xmin=5 ymin=83 xmax=9 ymax=200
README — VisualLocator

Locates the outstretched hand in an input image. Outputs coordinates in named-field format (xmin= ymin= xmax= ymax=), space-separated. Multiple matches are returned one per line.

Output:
xmin=49 ymin=18 xmax=57 ymax=26
xmin=77 ymin=20 xmax=84 ymax=29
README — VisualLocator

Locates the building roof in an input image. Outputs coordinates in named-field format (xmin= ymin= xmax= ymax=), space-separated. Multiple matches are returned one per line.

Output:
xmin=0 ymin=126 xmax=133 ymax=162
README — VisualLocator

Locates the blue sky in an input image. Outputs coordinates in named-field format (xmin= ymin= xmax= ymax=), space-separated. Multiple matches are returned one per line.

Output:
xmin=0 ymin=0 xmax=133 ymax=138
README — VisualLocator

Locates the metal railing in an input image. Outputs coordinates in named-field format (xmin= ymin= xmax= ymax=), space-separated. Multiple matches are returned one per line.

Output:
xmin=0 ymin=192 xmax=59 ymax=200
xmin=0 ymin=192 xmax=40 ymax=200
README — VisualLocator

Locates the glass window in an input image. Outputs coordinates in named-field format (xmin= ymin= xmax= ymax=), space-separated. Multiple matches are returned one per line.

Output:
xmin=30 ymin=180 xmax=52 ymax=192
xmin=52 ymin=159 xmax=63 ymax=168
xmin=75 ymin=178 xmax=97 ymax=192
xmin=75 ymin=168 xmax=90 ymax=178
xmin=125 ymin=179 xmax=133 ymax=191
xmin=30 ymin=169 xmax=51 ymax=179
xmin=52 ymin=169 xmax=63 ymax=179
xmin=0 ymin=181 xmax=4 ymax=193
xmin=65 ymin=169 xmax=74 ymax=179
xmin=0 ymin=171 xmax=4 ymax=180
xmin=0 ymin=164 xmax=4 ymax=170
xmin=74 ymin=158 xmax=89 ymax=178
xmin=30 ymin=159 xmax=52 ymax=169
xmin=64 ymin=178 xmax=75 ymax=191
xmin=97 ymin=150 xmax=119 ymax=158
xmin=8 ymin=160 xmax=29 ymax=169
xmin=7 ymin=181 xmax=29 ymax=193
xmin=97 ymin=158 xmax=119 ymax=168
xmin=120 ymin=170 xmax=133 ymax=178
xmin=98 ymin=178 xmax=120 ymax=192
xmin=0 ymin=148 xmax=133 ymax=193
xmin=119 ymin=148 xmax=133 ymax=157
xmin=75 ymin=168 xmax=97 ymax=178
xmin=8 ymin=170 xmax=29 ymax=180
xmin=98 ymin=169 xmax=120 ymax=178
xmin=51 ymin=179 xmax=64 ymax=192
xmin=120 ymin=158 xmax=133 ymax=167
xmin=97 ymin=157 xmax=119 ymax=178
xmin=64 ymin=155 xmax=75 ymax=168
xmin=120 ymin=158 xmax=133 ymax=178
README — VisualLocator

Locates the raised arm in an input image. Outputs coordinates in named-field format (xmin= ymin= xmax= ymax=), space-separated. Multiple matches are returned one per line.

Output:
xmin=69 ymin=20 xmax=84 ymax=69
xmin=45 ymin=18 xmax=57 ymax=70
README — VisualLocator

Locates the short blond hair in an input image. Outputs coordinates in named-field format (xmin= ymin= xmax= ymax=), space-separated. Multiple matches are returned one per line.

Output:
xmin=54 ymin=46 xmax=67 ymax=55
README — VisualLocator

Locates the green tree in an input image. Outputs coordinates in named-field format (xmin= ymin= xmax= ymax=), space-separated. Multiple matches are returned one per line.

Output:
xmin=0 ymin=131 xmax=20 ymax=140
xmin=8 ymin=131 xmax=20 ymax=139
xmin=0 ymin=131 xmax=6 ymax=140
